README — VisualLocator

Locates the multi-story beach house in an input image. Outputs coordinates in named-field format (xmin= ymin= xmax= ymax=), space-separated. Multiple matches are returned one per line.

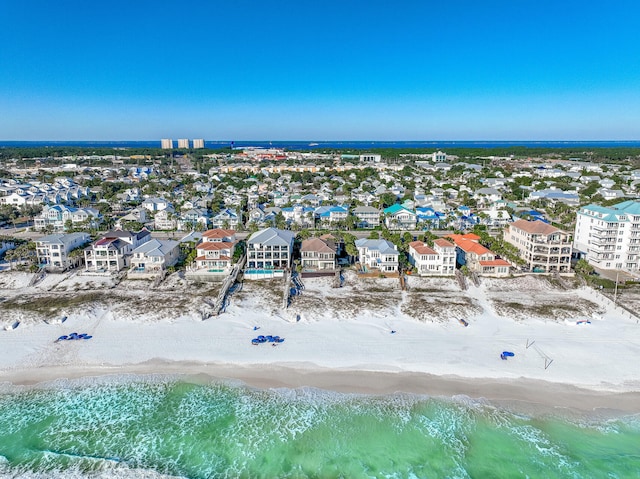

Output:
xmin=84 ymin=228 xmax=151 ymax=273
xmin=314 ymin=205 xmax=349 ymax=227
xmin=383 ymin=204 xmax=417 ymax=230
xmin=128 ymin=239 xmax=180 ymax=278
xmin=448 ymin=233 xmax=511 ymax=277
xmin=184 ymin=229 xmax=238 ymax=280
xmin=245 ymin=227 xmax=295 ymax=279
xmin=354 ymin=238 xmax=399 ymax=273
xmin=300 ymin=237 xmax=337 ymax=271
xmin=574 ymin=200 xmax=640 ymax=272
xmin=36 ymin=232 xmax=90 ymax=271
xmin=505 ymin=219 xmax=572 ymax=273
xmin=34 ymin=205 xmax=102 ymax=232
xmin=201 ymin=228 xmax=237 ymax=244
xmin=352 ymin=206 xmax=381 ymax=229
xmin=153 ymin=208 xmax=177 ymax=231
xmin=407 ymin=238 xmax=456 ymax=276
xmin=210 ymin=208 xmax=240 ymax=229
xmin=141 ymin=197 xmax=172 ymax=212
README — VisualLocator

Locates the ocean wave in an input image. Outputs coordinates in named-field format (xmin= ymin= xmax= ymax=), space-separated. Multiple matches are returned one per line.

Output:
xmin=1 ymin=377 xmax=638 ymax=478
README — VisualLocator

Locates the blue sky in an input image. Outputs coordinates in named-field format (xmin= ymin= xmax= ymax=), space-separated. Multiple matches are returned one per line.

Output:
xmin=1 ymin=0 xmax=639 ymax=140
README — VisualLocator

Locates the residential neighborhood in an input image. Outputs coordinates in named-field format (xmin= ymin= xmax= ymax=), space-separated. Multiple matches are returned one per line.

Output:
xmin=0 ymin=146 xmax=639 ymax=283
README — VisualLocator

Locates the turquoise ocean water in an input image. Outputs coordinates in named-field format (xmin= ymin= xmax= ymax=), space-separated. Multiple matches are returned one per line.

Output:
xmin=0 ymin=376 xmax=638 ymax=479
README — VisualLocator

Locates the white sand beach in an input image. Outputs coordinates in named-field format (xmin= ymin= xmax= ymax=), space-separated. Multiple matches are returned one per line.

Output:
xmin=0 ymin=271 xmax=639 ymax=412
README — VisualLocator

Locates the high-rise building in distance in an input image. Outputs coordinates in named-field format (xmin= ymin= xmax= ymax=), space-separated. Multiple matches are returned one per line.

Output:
xmin=177 ymin=139 xmax=190 ymax=149
xmin=161 ymin=139 xmax=173 ymax=149
xmin=193 ymin=139 xmax=205 ymax=149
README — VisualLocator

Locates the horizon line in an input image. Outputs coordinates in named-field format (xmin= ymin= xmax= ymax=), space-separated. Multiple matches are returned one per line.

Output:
xmin=2 ymin=139 xmax=640 ymax=143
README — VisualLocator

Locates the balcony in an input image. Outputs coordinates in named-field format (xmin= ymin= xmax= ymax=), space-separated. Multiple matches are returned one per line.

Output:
xmin=590 ymin=237 xmax=617 ymax=247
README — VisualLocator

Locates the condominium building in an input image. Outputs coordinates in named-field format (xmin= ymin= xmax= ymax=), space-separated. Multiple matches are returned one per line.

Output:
xmin=161 ymin=139 xmax=173 ymax=149
xmin=574 ymin=200 xmax=640 ymax=272
xmin=505 ymin=219 xmax=572 ymax=273
xmin=178 ymin=139 xmax=190 ymax=149
xmin=192 ymin=139 xmax=205 ymax=149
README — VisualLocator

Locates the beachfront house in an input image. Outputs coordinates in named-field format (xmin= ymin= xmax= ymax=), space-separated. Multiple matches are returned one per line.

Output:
xmin=186 ymin=229 xmax=238 ymax=278
xmin=245 ymin=227 xmax=295 ymax=279
xmin=505 ymin=219 xmax=572 ymax=273
xmin=36 ymin=232 xmax=91 ymax=272
xmin=407 ymin=238 xmax=456 ymax=276
xmin=300 ymin=237 xmax=337 ymax=271
xmin=448 ymin=233 xmax=511 ymax=277
xmin=354 ymin=238 xmax=399 ymax=273
xmin=84 ymin=228 xmax=151 ymax=273
xmin=128 ymin=238 xmax=180 ymax=278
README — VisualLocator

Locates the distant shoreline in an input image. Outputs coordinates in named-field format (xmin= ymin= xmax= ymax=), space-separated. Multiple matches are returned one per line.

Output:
xmin=2 ymin=362 xmax=639 ymax=416
xmin=2 ymin=140 xmax=640 ymax=150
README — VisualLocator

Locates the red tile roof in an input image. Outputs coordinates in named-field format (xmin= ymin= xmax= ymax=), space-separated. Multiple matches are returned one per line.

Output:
xmin=479 ymin=259 xmax=511 ymax=267
xmin=197 ymin=242 xmax=233 ymax=251
xmin=203 ymin=228 xmax=236 ymax=239
xmin=408 ymin=241 xmax=436 ymax=255
xmin=510 ymin=219 xmax=562 ymax=235
xmin=433 ymin=238 xmax=455 ymax=248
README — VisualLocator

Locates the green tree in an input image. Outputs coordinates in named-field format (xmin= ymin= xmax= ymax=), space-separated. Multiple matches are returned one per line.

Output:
xmin=574 ymin=259 xmax=594 ymax=276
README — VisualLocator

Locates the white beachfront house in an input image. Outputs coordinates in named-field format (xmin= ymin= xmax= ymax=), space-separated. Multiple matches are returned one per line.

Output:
xmin=245 ymin=227 xmax=295 ymax=279
xmin=354 ymin=238 xmax=399 ymax=273
xmin=84 ymin=229 xmax=151 ymax=273
xmin=407 ymin=238 xmax=456 ymax=276
xmin=128 ymin=238 xmax=180 ymax=278
xmin=35 ymin=232 xmax=91 ymax=272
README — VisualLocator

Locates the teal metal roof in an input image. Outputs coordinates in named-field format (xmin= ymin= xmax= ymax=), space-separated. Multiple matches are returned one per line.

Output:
xmin=581 ymin=200 xmax=640 ymax=221
xmin=615 ymin=200 xmax=640 ymax=215
xmin=383 ymin=203 xmax=414 ymax=215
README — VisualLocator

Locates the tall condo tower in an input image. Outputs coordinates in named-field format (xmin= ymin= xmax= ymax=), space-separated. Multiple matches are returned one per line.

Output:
xmin=161 ymin=139 xmax=173 ymax=149
xmin=177 ymin=139 xmax=190 ymax=149
xmin=192 ymin=139 xmax=205 ymax=149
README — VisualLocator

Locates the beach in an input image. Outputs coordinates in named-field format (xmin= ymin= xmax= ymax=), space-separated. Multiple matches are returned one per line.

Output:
xmin=0 ymin=270 xmax=639 ymax=412
xmin=1 ymin=270 xmax=640 ymax=478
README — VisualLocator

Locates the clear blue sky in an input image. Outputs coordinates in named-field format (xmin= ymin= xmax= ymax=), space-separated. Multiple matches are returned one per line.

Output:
xmin=1 ymin=0 xmax=639 ymax=140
